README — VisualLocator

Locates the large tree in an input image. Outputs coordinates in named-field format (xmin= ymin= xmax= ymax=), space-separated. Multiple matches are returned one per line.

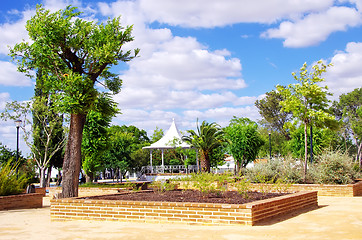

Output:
xmin=255 ymin=89 xmax=292 ymax=140
xmin=277 ymin=60 xmax=335 ymax=181
xmin=225 ymin=117 xmax=264 ymax=172
xmin=182 ymin=120 xmax=227 ymax=172
xmin=10 ymin=6 xmax=139 ymax=197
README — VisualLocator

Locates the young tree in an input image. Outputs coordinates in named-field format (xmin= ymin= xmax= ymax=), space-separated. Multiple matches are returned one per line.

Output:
xmin=33 ymin=71 xmax=64 ymax=186
xmin=182 ymin=120 xmax=228 ymax=172
xmin=1 ymin=100 xmax=66 ymax=188
xmin=10 ymin=6 xmax=139 ymax=197
xmin=225 ymin=117 xmax=264 ymax=172
xmin=277 ymin=60 xmax=335 ymax=181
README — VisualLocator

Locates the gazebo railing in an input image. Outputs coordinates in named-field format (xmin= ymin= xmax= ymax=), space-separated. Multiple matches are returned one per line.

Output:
xmin=140 ymin=165 xmax=198 ymax=175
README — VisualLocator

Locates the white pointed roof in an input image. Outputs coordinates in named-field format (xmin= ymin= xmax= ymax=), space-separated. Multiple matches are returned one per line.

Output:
xmin=143 ymin=119 xmax=191 ymax=149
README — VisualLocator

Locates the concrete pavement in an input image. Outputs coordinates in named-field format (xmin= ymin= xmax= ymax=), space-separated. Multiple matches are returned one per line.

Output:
xmin=0 ymin=196 xmax=361 ymax=240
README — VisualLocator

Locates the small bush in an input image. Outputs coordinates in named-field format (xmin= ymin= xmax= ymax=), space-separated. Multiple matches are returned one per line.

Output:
xmin=309 ymin=151 xmax=358 ymax=184
xmin=0 ymin=160 xmax=28 ymax=196
xmin=150 ymin=180 xmax=178 ymax=192
xmin=232 ymin=177 xmax=250 ymax=199
xmin=245 ymin=156 xmax=303 ymax=184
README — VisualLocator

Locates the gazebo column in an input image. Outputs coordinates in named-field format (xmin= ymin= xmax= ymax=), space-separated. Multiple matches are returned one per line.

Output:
xmin=150 ymin=150 xmax=153 ymax=173
xmin=196 ymin=149 xmax=199 ymax=172
xmin=161 ymin=149 xmax=164 ymax=166
xmin=161 ymin=149 xmax=165 ymax=173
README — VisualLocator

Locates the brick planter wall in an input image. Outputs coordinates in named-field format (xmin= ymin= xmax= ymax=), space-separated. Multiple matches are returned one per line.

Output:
xmin=178 ymin=181 xmax=362 ymax=197
xmin=48 ymin=187 xmax=122 ymax=199
xmin=248 ymin=181 xmax=362 ymax=197
xmin=35 ymin=187 xmax=46 ymax=196
xmin=0 ymin=193 xmax=43 ymax=211
xmin=50 ymin=191 xmax=317 ymax=226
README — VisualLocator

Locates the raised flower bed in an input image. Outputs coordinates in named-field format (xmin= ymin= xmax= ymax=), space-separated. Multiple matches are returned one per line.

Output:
xmin=50 ymin=191 xmax=317 ymax=226
xmin=0 ymin=193 xmax=43 ymax=211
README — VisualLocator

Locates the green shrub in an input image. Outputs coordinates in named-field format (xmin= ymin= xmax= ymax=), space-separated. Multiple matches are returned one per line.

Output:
xmin=232 ymin=177 xmax=250 ymax=199
xmin=245 ymin=156 xmax=303 ymax=184
xmin=0 ymin=160 xmax=28 ymax=196
xmin=150 ymin=180 xmax=178 ymax=192
xmin=309 ymin=151 xmax=358 ymax=184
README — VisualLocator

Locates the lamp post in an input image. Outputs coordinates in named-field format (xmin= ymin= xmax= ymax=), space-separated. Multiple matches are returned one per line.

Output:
xmin=14 ymin=119 xmax=22 ymax=162
xmin=309 ymin=103 xmax=313 ymax=163
xmin=268 ymin=132 xmax=272 ymax=159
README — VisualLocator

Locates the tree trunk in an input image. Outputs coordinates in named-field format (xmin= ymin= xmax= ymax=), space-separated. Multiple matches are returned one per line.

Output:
xmin=39 ymin=167 xmax=47 ymax=188
xmin=86 ymin=172 xmax=93 ymax=183
xmin=46 ymin=166 xmax=52 ymax=187
xmin=358 ymin=142 xmax=362 ymax=169
xmin=303 ymin=122 xmax=308 ymax=183
xmin=61 ymin=113 xmax=86 ymax=198
xmin=200 ymin=151 xmax=210 ymax=173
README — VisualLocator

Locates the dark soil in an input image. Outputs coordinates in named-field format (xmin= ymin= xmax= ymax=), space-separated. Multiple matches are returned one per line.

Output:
xmin=83 ymin=189 xmax=289 ymax=205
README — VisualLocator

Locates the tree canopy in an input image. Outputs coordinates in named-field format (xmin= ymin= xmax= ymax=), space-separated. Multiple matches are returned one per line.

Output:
xmin=9 ymin=5 xmax=139 ymax=197
xmin=277 ymin=60 xmax=335 ymax=181
xmin=225 ymin=117 xmax=264 ymax=170
xmin=182 ymin=120 xmax=227 ymax=172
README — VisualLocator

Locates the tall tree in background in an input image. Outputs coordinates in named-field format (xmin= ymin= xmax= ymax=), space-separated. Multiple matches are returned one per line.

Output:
xmin=33 ymin=71 xmax=64 ymax=186
xmin=182 ymin=120 xmax=227 ymax=172
xmin=255 ymin=89 xmax=292 ymax=140
xmin=10 ymin=6 xmax=139 ymax=197
xmin=82 ymin=94 xmax=118 ymax=183
xmin=1 ymin=100 xmax=66 ymax=188
xmin=277 ymin=60 xmax=335 ymax=181
xmin=225 ymin=117 xmax=264 ymax=172
xmin=333 ymin=88 xmax=362 ymax=167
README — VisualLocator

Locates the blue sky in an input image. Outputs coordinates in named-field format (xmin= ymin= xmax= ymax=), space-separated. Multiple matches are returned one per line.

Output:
xmin=1 ymin=0 xmax=362 ymax=153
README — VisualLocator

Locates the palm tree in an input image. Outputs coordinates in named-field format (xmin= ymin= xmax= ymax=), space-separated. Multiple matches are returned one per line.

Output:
xmin=182 ymin=120 xmax=228 ymax=172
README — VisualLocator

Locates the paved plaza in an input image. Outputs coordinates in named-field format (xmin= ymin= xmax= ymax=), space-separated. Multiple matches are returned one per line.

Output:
xmin=0 ymin=196 xmax=361 ymax=240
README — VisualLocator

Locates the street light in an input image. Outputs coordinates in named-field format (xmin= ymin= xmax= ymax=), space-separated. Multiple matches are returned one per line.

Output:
xmin=268 ymin=132 xmax=272 ymax=159
xmin=14 ymin=119 xmax=22 ymax=162
xmin=309 ymin=103 xmax=313 ymax=163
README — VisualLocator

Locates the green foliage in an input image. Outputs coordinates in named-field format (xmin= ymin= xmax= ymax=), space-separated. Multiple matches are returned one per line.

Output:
xmin=257 ymin=127 xmax=290 ymax=158
xmin=225 ymin=117 xmax=264 ymax=169
xmin=1 ymin=97 xmax=65 ymax=188
xmin=151 ymin=127 xmax=164 ymax=143
xmin=100 ymin=125 xmax=150 ymax=178
xmin=182 ymin=120 xmax=228 ymax=172
xmin=245 ymin=151 xmax=360 ymax=185
xmin=9 ymin=5 xmax=140 ymax=196
xmin=0 ymin=160 xmax=28 ymax=196
xmin=333 ymin=88 xmax=362 ymax=167
xmin=289 ymin=127 xmax=339 ymax=158
xmin=309 ymin=151 xmax=358 ymax=184
xmin=82 ymin=93 xmax=118 ymax=181
xmin=151 ymin=180 xmax=178 ymax=193
xmin=232 ymin=177 xmax=250 ymax=199
xmin=245 ymin=156 xmax=303 ymax=184
xmin=277 ymin=60 xmax=335 ymax=180
xmin=0 ymin=143 xmax=18 ymax=165
xmin=255 ymin=89 xmax=292 ymax=140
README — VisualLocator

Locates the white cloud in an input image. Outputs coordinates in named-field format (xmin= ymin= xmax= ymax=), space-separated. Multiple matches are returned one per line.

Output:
xmin=0 ymin=10 xmax=32 ymax=55
xmin=262 ymin=6 xmax=362 ymax=47
xmin=324 ymin=42 xmax=362 ymax=96
xmin=0 ymin=92 xmax=10 ymax=110
xmin=0 ymin=61 xmax=33 ymax=86
xmin=139 ymin=0 xmax=334 ymax=27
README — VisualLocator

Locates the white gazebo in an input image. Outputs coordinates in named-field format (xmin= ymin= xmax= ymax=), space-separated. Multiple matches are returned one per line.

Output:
xmin=143 ymin=119 xmax=197 ymax=172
